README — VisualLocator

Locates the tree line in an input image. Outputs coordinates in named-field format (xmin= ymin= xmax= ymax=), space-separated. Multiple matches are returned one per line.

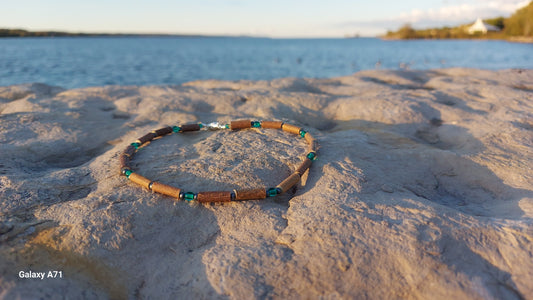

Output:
xmin=384 ymin=1 xmax=532 ymax=40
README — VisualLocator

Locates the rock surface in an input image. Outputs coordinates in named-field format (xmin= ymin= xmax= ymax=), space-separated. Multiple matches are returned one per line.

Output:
xmin=0 ymin=69 xmax=532 ymax=299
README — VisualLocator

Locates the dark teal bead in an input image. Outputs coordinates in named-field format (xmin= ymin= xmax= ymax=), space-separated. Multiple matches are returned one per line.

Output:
xmin=172 ymin=126 xmax=181 ymax=133
xmin=299 ymin=130 xmax=307 ymax=138
xmin=266 ymin=188 xmax=279 ymax=197
xmin=251 ymin=121 xmax=261 ymax=128
xmin=225 ymin=124 xmax=230 ymax=129
xmin=131 ymin=142 xmax=140 ymax=149
xmin=307 ymin=152 xmax=317 ymax=160
xmin=198 ymin=123 xmax=204 ymax=129
xmin=184 ymin=192 xmax=196 ymax=201
xmin=124 ymin=169 xmax=133 ymax=178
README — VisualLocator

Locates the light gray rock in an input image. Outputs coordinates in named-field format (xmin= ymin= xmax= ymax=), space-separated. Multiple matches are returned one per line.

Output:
xmin=0 ymin=69 xmax=532 ymax=299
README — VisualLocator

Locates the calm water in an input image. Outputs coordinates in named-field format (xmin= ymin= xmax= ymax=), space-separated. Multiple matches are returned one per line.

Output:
xmin=0 ymin=37 xmax=532 ymax=89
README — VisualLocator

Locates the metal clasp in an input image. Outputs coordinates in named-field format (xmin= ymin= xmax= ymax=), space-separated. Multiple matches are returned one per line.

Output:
xmin=203 ymin=122 xmax=228 ymax=131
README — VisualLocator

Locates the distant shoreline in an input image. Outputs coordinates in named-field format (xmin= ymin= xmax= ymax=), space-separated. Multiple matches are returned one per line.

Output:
xmin=0 ymin=28 xmax=251 ymax=39
xmin=382 ymin=2 xmax=533 ymax=44
xmin=381 ymin=36 xmax=533 ymax=44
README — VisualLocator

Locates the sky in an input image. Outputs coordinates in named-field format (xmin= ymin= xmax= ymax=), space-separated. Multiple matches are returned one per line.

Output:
xmin=0 ymin=0 xmax=529 ymax=37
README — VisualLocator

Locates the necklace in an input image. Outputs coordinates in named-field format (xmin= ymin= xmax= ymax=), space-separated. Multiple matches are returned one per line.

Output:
xmin=120 ymin=120 xmax=317 ymax=203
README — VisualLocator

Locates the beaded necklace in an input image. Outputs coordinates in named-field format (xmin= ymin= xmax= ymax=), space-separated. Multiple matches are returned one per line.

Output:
xmin=120 ymin=120 xmax=317 ymax=203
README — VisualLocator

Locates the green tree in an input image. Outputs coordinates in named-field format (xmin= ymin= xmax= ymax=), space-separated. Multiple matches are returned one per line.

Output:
xmin=396 ymin=24 xmax=417 ymax=39
xmin=505 ymin=1 xmax=533 ymax=36
xmin=485 ymin=17 xmax=505 ymax=30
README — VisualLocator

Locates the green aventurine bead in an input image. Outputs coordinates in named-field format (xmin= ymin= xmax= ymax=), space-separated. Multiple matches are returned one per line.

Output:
xmin=266 ymin=188 xmax=279 ymax=197
xmin=251 ymin=121 xmax=261 ymax=128
xmin=300 ymin=130 xmax=307 ymax=138
xmin=172 ymin=126 xmax=181 ymax=133
xmin=184 ymin=192 xmax=196 ymax=201
xmin=131 ymin=142 xmax=140 ymax=149
xmin=307 ymin=152 xmax=317 ymax=160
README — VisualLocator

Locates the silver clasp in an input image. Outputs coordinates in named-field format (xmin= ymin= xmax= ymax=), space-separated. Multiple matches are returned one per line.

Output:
xmin=203 ymin=122 xmax=228 ymax=131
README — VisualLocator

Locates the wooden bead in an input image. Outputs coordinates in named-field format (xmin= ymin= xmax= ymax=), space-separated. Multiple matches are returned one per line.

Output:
xmin=230 ymin=120 xmax=252 ymax=130
xmin=261 ymin=121 xmax=283 ymax=129
xmin=180 ymin=123 xmax=201 ymax=132
xmin=295 ymin=159 xmax=312 ymax=176
xmin=151 ymin=182 xmax=181 ymax=198
xmin=304 ymin=132 xmax=314 ymax=144
xmin=124 ymin=145 xmax=136 ymax=157
xmin=282 ymin=123 xmax=302 ymax=135
xmin=119 ymin=154 xmax=130 ymax=168
xmin=304 ymin=133 xmax=318 ymax=151
xmin=197 ymin=191 xmax=233 ymax=203
xmin=276 ymin=173 xmax=301 ymax=193
xmin=137 ymin=132 xmax=156 ymax=144
xmin=154 ymin=126 xmax=173 ymax=136
xmin=129 ymin=173 xmax=152 ymax=189
xmin=233 ymin=188 xmax=266 ymax=201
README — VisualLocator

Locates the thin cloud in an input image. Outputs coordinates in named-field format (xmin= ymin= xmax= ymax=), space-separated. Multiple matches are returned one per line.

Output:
xmin=339 ymin=0 xmax=530 ymax=35
xmin=398 ymin=0 xmax=529 ymax=24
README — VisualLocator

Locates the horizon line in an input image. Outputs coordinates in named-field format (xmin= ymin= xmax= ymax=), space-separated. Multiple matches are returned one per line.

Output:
xmin=0 ymin=27 xmax=380 ymax=39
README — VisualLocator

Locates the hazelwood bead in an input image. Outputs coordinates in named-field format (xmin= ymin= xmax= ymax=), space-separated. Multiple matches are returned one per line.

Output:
xmin=230 ymin=120 xmax=252 ymax=130
xmin=304 ymin=132 xmax=314 ymax=144
xmin=180 ymin=123 xmax=201 ymax=132
xmin=276 ymin=173 xmax=301 ymax=193
xmin=119 ymin=154 xmax=130 ymax=168
xmin=261 ymin=121 xmax=283 ymax=129
xmin=295 ymin=159 xmax=312 ymax=176
xmin=154 ymin=126 xmax=173 ymax=136
xmin=128 ymin=173 xmax=152 ymax=189
xmin=282 ymin=123 xmax=302 ymax=135
xmin=304 ymin=133 xmax=317 ymax=151
xmin=233 ymin=188 xmax=267 ymax=201
xmin=124 ymin=145 xmax=136 ymax=157
xmin=137 ymin=132 xmax=156 ymax=144
xmin=197 ymin=191 xmax=233 ymax=203
xmin=151 ymin=182 xmax=182 ymax=198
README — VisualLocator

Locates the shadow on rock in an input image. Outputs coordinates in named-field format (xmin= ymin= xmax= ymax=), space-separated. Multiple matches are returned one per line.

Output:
xmin=325 ymin=119 xmax=530 ymax=219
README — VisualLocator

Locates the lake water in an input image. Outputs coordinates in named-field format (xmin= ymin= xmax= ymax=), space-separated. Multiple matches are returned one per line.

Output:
xmin=0 ymin=37 xmax=532 ymax=89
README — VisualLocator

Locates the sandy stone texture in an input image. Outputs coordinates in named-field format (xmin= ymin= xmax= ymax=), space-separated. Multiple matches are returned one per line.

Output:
xmin=0 ymin=68 xmax=532 ymax=299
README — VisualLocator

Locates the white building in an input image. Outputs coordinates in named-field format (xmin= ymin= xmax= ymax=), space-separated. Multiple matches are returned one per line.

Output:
xmin=467 ymin=18 xmax=501 ymax=34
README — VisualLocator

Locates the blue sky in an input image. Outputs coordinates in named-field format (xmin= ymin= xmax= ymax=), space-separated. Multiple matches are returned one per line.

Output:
xmin=0 ymin=0 xmax=529 ymax=37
